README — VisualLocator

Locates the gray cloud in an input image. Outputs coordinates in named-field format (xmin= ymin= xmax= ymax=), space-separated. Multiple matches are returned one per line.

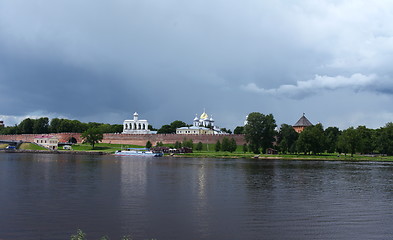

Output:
xmin=242 ymin=73 xmax=378 ymax=99
xmin=1 ymin=0 xmax=393 ymax=129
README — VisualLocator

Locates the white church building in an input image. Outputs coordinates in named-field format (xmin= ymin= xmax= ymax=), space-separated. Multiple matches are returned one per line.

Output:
xmin=176 ymin=110 xmax=223 ymax=135
xmin=122 ymin=112 xmax=156 ymax=134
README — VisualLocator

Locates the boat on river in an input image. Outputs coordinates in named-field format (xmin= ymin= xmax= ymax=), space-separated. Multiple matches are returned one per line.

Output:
xmin=114 ymin=148 xmax=163 ymax=157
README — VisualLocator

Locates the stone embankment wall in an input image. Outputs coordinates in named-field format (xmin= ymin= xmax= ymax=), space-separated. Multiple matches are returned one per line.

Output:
xmin=0 ymin=133 xmax=246 ymax=146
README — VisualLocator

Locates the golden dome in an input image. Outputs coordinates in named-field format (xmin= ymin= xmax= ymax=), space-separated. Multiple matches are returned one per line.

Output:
xmin=200 ymin=112 xmax=209 ymax=120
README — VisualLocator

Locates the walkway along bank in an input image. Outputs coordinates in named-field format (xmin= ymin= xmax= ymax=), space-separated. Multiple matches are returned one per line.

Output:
xmin=0 ymin=133 xmax=246 ymax=146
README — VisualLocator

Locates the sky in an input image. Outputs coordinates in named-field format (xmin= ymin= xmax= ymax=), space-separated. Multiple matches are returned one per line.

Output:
xmin=1 ymin=0 xmax=393 ymax=130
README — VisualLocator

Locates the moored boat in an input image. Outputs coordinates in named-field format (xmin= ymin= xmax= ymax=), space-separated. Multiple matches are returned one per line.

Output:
xmin=114 ymin=148 xmax=163 ymax=157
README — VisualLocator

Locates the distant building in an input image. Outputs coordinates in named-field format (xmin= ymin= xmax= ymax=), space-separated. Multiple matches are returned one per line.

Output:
xmin=34 ymin=135 xmax=59 ymax=150
xmin=176 ymin=110 xmax=224 ymax=135
xmin=293 ymin=113 xmax=313 ymax=133
xmin=123 ymin=112 xmax=156 ymax=134
xmin=176 ymin=126 xmax=215 ymax=135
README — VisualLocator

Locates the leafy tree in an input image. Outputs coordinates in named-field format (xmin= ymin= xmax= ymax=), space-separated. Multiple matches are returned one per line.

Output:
xmin=182 ymin=139 xmax=193 ymax=149
xmin=170 ymin=120 xmax=187 ymax=130
xmin=81 ymin=128 xmax=103 ymax=149
xmin=277 ymin=124 xmax=298 ymax=154
xmin=0 ymin=125 xmax=18 ymax=135
xmin=233 ymin=126 xmax=244 ymax=134
xmin=220 ymin=128 xmax=232 ymax=134
xmin=146 ymin=140 xmax=152 ymax=149
xmin=324 ymin=127 xmax=340 ymax=153
xmin=244 ymin=112 xmax=277 ymax=154
xmin=157 ymin=124 xmax=173 ymax=134
xmin=50 ymin=118 xmax=61 ymax=133
xmin=376 ymin=122 xmax=393 ymax=155
xmin=19 ymin=118 xmax=34 ymax=134
xmin=196 ymin=141 xmax=203 ymax=151
xmin=221 ymin=137 xmax=230 ymax=151
xmin=242 ymin=143 xmax=248 ymax=153
xmin=157 ymin=120 xmax=187 ymax=134
xmin=215 ymin=140 xmax=221 ymax=152
xmin=33 ymin=117 xmax=49 ymax=134
xmin=109 ymin=124 xmax=123 ymax=133
xmin=174 ymin=141 xmax=182 ymax=149
xmin=296 ymin=123 xmax=325 ymax=154
xmin=59 ymin=119 xmax=74 ymax=132
xmin=356 ymin=126 xmax=375 ymax=154
xmin=148 ymin=124 xmax=157 ymax=131
xmin=337 ymin=127 xmax=359 ymax=157
xmin=229 ymin=137 xmax=237 ymax=152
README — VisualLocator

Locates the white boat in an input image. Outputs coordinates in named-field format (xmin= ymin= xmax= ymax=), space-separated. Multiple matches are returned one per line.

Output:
xmin=114 ymin=148 xmax=163 ymax=157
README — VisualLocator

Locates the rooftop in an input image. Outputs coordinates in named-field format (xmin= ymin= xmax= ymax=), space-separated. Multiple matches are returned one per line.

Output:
xmin=293 ymin=114 xmax=313 ymax=127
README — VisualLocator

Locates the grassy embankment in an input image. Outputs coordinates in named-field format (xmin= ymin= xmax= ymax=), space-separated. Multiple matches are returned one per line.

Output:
xmin=15 ymin=142 xmax=393 ymax=161
xmin=0 ymin=144 xmax=8 ymax=148
xmin=168 ymin=143 xmax=393 ymax=161
xmin=11 ymin=142 xmax=142 ymax=153
xmin=60 ymin=143 xmax=142 ymax=153
xmin=183 ymin=152 xmax=393 ymax=161
xmin=18 ymin=143 xmax=48 ymax=150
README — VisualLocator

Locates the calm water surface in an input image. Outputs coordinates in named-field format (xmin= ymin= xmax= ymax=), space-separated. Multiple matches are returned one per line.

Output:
xmin=1 ymin=153 xmax=393 ymax=239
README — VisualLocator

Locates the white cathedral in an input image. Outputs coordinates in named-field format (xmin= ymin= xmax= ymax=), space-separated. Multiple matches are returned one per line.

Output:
xmin=122 ymin=112 xmax=156 ymax=134
xmin=176 ymin=110 xmax=223 ymax=135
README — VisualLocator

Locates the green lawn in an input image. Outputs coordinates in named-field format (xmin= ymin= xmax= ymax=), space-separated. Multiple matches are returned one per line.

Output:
xmin=18 ymin=143 xmax=48 ymax=150
xmin=18 ymin=141 xmax=392 ymax=161
xmin=63 ymin=143 xmax=143 ymax=153
xmin=182 ymin=151 xmax=393 ymax=161
xmin=0 ymin=144 xmax=8 ymax=148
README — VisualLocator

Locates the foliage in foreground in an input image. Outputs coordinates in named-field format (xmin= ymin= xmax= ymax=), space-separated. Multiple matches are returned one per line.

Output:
xmin=70 ymin=229 xmax=133 ymax=240
xmin=70 ymin=229 xmax=158 ymax=240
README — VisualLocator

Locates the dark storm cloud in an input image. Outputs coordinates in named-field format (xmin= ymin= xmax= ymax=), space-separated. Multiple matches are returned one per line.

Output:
xmin=1 ymin=0 xmax=393 ymax=129
xmin=0 ymin=45 xmax=138 ymax=118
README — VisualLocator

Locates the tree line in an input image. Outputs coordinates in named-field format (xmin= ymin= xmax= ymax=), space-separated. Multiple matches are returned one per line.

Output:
xmin=0 ymin=117 xmax=122 ymax=135
xmin=243 ymin=112 xmax=393 ymax=156
xmin=0 ymin=117 xmax=234 ymax=135
xmin=279 ymin=123 xmax=393 ymax=156
xmin=4 ymin=113 xmax=393 ymax=156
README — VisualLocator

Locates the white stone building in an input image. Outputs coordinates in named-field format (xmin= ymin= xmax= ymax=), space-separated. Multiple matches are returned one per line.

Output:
xmin=34 ymin=135 xmax=59 ymax=150
xmin=122 ymin=112 xmax=156 ymax=134
xmin=176 ymin=111 xmax=223 ymax=135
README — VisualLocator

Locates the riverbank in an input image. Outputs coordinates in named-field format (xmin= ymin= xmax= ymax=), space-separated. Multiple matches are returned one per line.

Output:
xmin=176 ymin=152 xmax=393 ymax=161
xmin=2 ymin=142 xmax=393 ymax=161
xmin=0 ymin=149 xmax=109 ymax=155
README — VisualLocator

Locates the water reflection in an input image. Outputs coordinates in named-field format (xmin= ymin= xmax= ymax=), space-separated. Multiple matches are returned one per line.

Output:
xmin=2 ymin=155 xmax=393 ymax=239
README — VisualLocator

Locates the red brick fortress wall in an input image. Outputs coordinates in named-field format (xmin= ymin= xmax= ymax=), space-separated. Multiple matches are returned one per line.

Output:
xmin=0 ymin=133 xmax=83 ymax=143
xmin=0 ymin=133 xmax=246 ymax=146
xmin=102 ymin=134 xmax=246 ymax=146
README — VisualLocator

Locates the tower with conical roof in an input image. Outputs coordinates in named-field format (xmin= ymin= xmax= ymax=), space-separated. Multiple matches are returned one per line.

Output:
xmin=293 ymin=113 xmax=313 ymax=133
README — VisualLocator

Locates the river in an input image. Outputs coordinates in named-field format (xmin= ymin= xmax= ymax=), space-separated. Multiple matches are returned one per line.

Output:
xmin=1 ymin=153 xmax=393 ymax=239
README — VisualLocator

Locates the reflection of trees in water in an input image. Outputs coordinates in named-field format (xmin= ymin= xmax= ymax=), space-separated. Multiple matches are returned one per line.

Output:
xmin=242 ymin=161 xmax=276 ymax=191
